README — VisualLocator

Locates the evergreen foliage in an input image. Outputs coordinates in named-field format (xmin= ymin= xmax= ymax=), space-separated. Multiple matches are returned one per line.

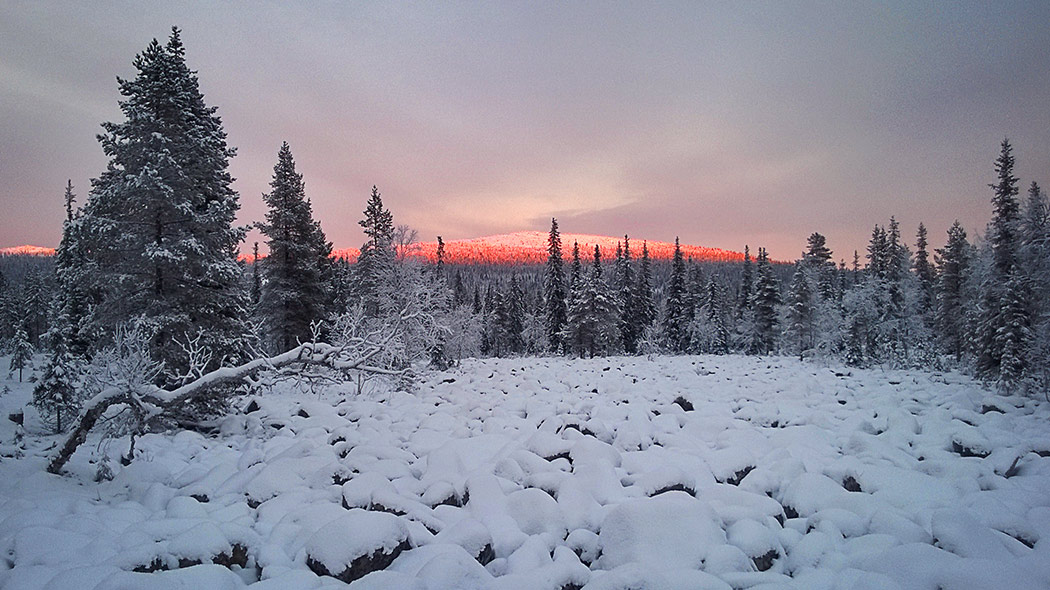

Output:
xmin=662 ymin=238 xmax=689 ymax=352
xmin=565 ymin=246 xmax=621 ymax=357
xmin=258 ymin=142 xmax=332 ymax=352
xmin=752 ymin=248 xmax=780 ymax=354
xmin=616 ymin=236 xmax=642 ymax=353
xmin=436 ymin=236 xmax=446 ymax=272
xmin=737 ymin=245 xmax=753 ymax=317
xmin=543 ymin=219 xmax=568 ymax=353
xmin=33 ymin=343 xmax=79 ymax=433
xmin=79 ymin=28 xmax=247 ymax=378
xmin=250 ymin=242 xmax=261 ymax=307
xmin=935 ymin=221 xmax=971 ymax=360
xmin=913 ymin=223 xmax=935 ymax=319
xmin=569 ymin=241 xmax=582 ymax=295
xmin=976 ymin=139 xmax=1028 ymax=381
xmin=9 ymin=324 xmax=32 ymax=382
xmin=632 ymin=242 xmax=657 ymax=338
xmin=356 ymin=186 xmax=396 ymax=318
xmin=51 ymin=181 xmax=91 ymax=358
xmin=785 ymin=262 xmax=814 ymax=359
xmin=804 ymin=232 xmax=835 ymax=301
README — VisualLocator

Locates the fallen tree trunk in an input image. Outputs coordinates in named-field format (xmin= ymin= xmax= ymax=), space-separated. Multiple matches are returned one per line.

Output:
xmin=47 ymin=392 xmax=138 ymax=474
xmin=47 ymin=340 xmax=404 ymax=475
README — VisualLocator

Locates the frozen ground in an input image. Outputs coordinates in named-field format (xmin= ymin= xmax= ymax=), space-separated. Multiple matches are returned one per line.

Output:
xmin=1 ymin=355 xmax=1050 ymax=589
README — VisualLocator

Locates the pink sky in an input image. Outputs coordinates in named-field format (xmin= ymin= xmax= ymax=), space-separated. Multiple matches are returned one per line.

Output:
xmin=2 ymin=2 xmax=1048 ymax=261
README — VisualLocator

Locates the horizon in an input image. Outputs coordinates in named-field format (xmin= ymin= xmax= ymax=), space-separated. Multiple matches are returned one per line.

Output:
xmin=1 ymin=229 xmax=765 ymax=266
xmin=2 ymin=3 xmax=1049 ymax=260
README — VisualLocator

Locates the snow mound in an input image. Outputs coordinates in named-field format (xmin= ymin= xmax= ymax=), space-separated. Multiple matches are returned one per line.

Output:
xmin=304 ymin=510 xmax=410 ymax=583
xmin=598 ymin=491 xmax=726 ymax=570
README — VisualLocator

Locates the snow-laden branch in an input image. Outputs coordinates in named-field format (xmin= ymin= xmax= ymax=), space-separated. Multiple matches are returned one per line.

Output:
xmin=47 ymin=332 xmax=410 ymax=475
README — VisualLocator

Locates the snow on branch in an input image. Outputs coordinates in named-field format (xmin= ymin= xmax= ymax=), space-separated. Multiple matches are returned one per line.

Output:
xmin=47 ymin=324 xmax=411 ymax=475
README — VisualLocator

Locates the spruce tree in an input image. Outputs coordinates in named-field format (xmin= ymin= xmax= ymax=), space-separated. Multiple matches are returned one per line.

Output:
xmin=691 ymin=279 xmax=729 ymax=354
xmin=867 ymin=225 xmax=888 ymax=280
xmin=80 ymin=28 xmax=247 ymax=377
xmin=1022 ymin=182 xmax=1049 ymax=260
xmin=804 ymin=232 xmax=835 ymax=301
xmin=503 ymin=276 xmax=526 ymax=355
xmin=250 ymin=242 xmax=261 ymax=307
xmin=885 ymin=217 xmax=910 ymax=360
xmin=9 ymin=324 xmax=32 ymax=382
xmin=663 ymin=237 xmax=688 ymax=352
xmin=52 ymin=180 xmax=91 ymax=358
xmin=737 ymin=245 xmax=753 ymax=318
xmin=988 ymin=139 xmax=1022 ymax=277
xmin=543 ymin=219 xmax=568 ymax=353
xmin=472 ymin=285 xmax=482 ymax=315
xmin=851 ymin=250 xmax=861 ymax=286
xmin=616 ymin=236 xmax=639 ymax=352
xmin=32 ymin=343 xmax=79 ymax=433
xmin=565 ymin=246 xmax=620 ymax=357
xmin=258 ymin=142 xmax=332 ymax=352
xmin=935 ymin=221 xmax=971 ymax=361
xmin=632 ymin=241 xmax=657 ymax=339
xmin=357 ymin=186 xmax=396 ymax=318
xmin=785 ymin=261 xmax=814 ymax=359
xmin=913 ymin=222 xmax=934 ymax=319
xmin=685 ymin=262 xmax=707 ymax=342
xmin=709 ymin=281 xmax=730 ymax=355
xmin=1022 ymin=182 xmax=1050 ymax=392
xmin=569 ymin=241 xmax=582 ymax=294
xmin=976 ymin=139 xmax=1027 ymax=380
xmin=752 ymin=248 xmax=780 ymax=354
xmin=451 ymin=272 xmax=464 ymax=305
xmin=436 ymin=236 xmax=446 ymax=273
xmin=996 ymin=274 xmax=1031 ymax=391
xmin=21 ymin=271 xmax=50 ymax=347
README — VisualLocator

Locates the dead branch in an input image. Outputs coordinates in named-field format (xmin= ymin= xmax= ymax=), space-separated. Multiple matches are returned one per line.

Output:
xmin=47 ymin=339 xmax=407 ymax=475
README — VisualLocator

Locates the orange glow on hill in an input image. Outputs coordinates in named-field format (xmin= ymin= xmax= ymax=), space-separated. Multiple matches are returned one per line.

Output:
xmin=0 ymin=245 xmax=55 ymax=256
xmin=332 ymin=232 xmax=744 ymax=265
xmin=4 ymin=234 xmax=746 ymax=265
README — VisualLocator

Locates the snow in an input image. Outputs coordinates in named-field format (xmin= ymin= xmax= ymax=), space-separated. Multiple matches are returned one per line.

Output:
xmin=1 ymin=354 xmax=1050 ymax=589
xmin=303 ymin=509 xmax=409 ymax=575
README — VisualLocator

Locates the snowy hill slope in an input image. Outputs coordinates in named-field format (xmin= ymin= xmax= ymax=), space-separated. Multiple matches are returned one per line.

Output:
xmin=330 ymin=231 xmax=745 ymax=265
xmin=1 ymin=355 xmax=1049 ymax=589
xmin=0 ymin=245 xmax=55 ymax=257
xmin=2 ymin=232 xmax=745 ymax=266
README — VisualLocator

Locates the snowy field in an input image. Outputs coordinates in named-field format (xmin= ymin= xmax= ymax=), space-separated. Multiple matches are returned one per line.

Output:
xmin=2 ymin=355 xmax=1050 ymax=590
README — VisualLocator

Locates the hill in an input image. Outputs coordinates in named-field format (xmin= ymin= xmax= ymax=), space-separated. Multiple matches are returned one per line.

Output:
xmin=332 ymin=231 xmax=744 ymax=265
xmin=3 ymin=233 xmax=746 ymax=265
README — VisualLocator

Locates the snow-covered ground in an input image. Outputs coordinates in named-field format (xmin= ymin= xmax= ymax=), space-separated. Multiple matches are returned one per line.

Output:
xmin=2 ymin=355 xmax=1049 ymax=589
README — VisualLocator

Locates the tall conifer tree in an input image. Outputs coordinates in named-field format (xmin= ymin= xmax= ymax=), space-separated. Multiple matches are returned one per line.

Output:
xmin=663 ymin=237 xmax=688 ymax=352
xmin=357 ymin=186 xmax=395 ymax=318
xmin=544 ymin=219 xmax=568 ymax=353
xmin=913 ymin=223 xmax=934 ymax=318
xmin=258 ymin=142 xmax=332 ymax=352
xmin=738 ymin=245 xmax=753 ymax=318
xmin=632 ymin=242 xmax=657 ymax=341
xmin=935 ymin=221 xmax=971 ymax=360
xmin=753 ymin=247 xmax=780 ymax=354
xmin=80 ymin=28 xmax=246 ymax=376
xmin=616 ymin=236 xmax=640 ymax=352
xmin=977 ymin=139 xmax=1027 ymax=382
